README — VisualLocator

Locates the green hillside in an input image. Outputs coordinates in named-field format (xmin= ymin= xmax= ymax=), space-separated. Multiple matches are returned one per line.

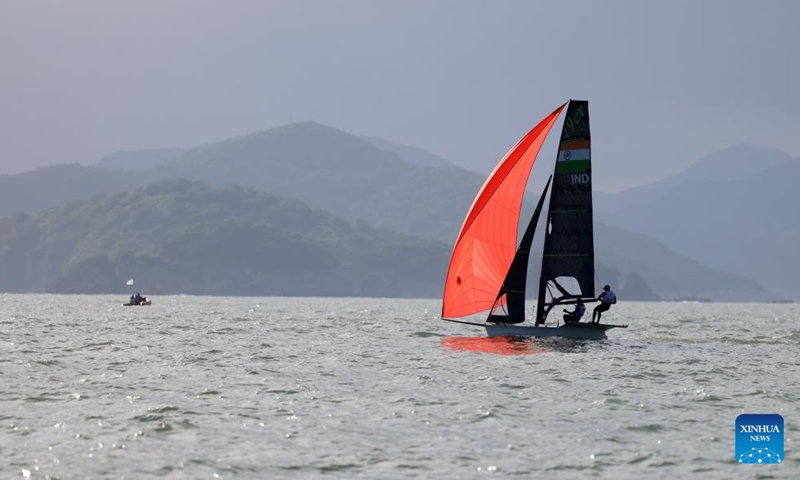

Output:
xmin=0 ymin=179 xmax=448 ymax=297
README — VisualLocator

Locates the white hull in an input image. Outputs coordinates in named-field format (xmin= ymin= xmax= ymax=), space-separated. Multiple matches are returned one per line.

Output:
xmin=485 ymin=322 xmax=626 ymax=340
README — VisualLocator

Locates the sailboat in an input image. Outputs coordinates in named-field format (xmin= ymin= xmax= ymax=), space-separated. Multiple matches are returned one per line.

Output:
xmin=442 ymin=100 xmax=627 ymax=340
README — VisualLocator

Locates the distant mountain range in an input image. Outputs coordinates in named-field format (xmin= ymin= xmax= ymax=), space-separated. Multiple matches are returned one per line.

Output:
xmin=595 ymin=145 xmax=793 ymax=214
xmin=0 ymin=180 xmax=447 ymax=297
xmin=0 ymin=164 xmax=158 ymax=219
xmin=156 ymin=122 xmax=481 ymax=243
xmin=0 ymin=122 xmax=788 ymax=301
xmin=597 ymin=146 xmax=800 ymax=300
xmin=359 ymin=136 xmax=453 ymax=168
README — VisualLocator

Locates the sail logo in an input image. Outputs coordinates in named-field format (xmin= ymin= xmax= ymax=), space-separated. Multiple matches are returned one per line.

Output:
xmin=562 ymin=104 xmax=587 ymax=140
xmin=571 ymin=173 xmax=590 ymax=185
xmin=735 ymin=414 xmax=783 ymax=464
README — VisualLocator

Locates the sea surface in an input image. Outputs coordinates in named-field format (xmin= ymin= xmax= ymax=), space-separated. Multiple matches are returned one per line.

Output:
xmin=1 ymin=295 xmax=799 ymax=479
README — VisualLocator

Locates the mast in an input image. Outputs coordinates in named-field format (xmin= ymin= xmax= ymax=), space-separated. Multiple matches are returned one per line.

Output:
xmin=535 ymin=100 xmax=595 ymax=325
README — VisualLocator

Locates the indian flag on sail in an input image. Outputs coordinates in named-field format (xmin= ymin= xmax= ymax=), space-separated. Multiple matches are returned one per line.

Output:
xmin=556 ymin=139 xmax=591 ymax=173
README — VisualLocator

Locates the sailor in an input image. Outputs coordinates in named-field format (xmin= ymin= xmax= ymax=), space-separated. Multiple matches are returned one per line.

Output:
xmin=129 ymin=294 xmax=135 ymax=305
xmin=135 ymin=292 xmax=142 ymax=305
xmin=591 ymin=285 xmax=617 ymax=323
xmin=562 ymin=298 xmax=586 ymax=324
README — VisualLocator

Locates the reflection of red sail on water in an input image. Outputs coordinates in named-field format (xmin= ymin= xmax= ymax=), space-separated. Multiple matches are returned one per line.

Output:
xmin=440 ymin=336 xmax=549 ymax=356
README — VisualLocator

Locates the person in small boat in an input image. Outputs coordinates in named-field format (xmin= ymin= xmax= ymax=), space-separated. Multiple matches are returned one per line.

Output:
xmin=562 ymin=298 xmax=585 ymax=324
xmin=591 ymin=285 xmax=617 ymax=323
xmin=134 ymin=292 xmax=142 ymax=305
xmin=129 ymin=294 xmax=135 ymax=305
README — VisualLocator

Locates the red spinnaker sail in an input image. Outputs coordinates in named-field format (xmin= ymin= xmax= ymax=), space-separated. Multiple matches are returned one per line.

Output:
xmin=441 ymin=103 xmax=566 ymax=318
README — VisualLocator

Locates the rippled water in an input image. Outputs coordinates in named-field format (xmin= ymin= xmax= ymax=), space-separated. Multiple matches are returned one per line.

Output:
xmin=2 ymin=295 xmax=799 ymax=479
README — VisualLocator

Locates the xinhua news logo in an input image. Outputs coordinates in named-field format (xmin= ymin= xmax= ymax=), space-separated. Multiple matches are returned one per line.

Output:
xmin=736 ymin=414 xmax=784 ymax=464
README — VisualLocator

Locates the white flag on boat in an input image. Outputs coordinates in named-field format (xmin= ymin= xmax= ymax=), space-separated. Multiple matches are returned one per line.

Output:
xmin=126 ymin=279 xmax=134 ymax=286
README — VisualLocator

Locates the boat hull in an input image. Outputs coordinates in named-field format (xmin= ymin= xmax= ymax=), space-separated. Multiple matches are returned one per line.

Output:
xmin=122 ymin=298 xmax=151 ymax=306
xmin=485 ymin=322 xmax=626 ymax=340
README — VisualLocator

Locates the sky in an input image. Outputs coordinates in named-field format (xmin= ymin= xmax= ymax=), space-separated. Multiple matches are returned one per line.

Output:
xmin=1 ymin=0 xmax=798 ymax=191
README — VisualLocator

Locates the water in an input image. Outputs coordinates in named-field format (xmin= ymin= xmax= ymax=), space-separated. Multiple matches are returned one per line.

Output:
xmin=2 ymin=295 xmax=798 ymax=479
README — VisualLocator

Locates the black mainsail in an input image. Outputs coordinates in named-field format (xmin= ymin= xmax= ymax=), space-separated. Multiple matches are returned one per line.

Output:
xmin=535 ymin=100 xmax=595 ymax=325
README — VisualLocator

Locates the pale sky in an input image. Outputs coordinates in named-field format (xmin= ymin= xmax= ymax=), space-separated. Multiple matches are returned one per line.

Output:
xmin=1 ymin=0 xmax=798 ymax=191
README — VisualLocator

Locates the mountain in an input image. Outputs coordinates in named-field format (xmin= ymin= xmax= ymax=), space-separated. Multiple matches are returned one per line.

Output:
xmin=0 ymin=179 xmax=448 ymax=297
xmin=0 ymin=164 xmax=159 ymax=219
xmin=594 ymin=223 xmax=770 ymax=302
xmin=596 ymin=144 xmax=793 ymax=214
xmin=360 ymin=136 xmax=453 ymax=167
xmin=96 ymin=148 xmax=184 ymax=170
xmin=602 ymin=156 xmax=800 ymax=300
xmin=0 ymin=175 xmax=759 ymax=301
xmin=0 ymin=123 xmax=776 ymax=301
xmin=161 ymin=121 xmax=478 ymax=242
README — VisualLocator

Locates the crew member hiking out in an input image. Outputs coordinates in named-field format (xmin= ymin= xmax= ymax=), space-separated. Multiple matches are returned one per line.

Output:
xmin=591 ymin=285 xmax=616 ymax=324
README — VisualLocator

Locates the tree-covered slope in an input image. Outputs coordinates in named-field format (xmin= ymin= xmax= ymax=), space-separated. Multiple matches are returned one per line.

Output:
xmin=0 ymin=179 xmax=448 ymax=297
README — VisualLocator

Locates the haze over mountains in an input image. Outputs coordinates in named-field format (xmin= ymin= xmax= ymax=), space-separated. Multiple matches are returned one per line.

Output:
xmin=0 ymin=121 xmax=793 ymax=302
xmin=595 ymin=145 xmax=794 ymax=214
xmin=0 ymin=164 xmax=158 ymax=219
xmin=96 ymin=148 xmax=185 ymax=171
xmin=597 ymin=146 xmax=800 ymax=300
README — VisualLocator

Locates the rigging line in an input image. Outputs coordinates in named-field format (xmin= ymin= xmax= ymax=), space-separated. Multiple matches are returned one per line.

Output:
xmin=545 ymin=282 xmax=556 ymax=305
xmin=442 ymin=318 xmax=485 ymax=327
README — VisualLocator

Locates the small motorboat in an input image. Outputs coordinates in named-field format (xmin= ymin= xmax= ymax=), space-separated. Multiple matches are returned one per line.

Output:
xmin=123 ymin=295 xmax=151 ymax=306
